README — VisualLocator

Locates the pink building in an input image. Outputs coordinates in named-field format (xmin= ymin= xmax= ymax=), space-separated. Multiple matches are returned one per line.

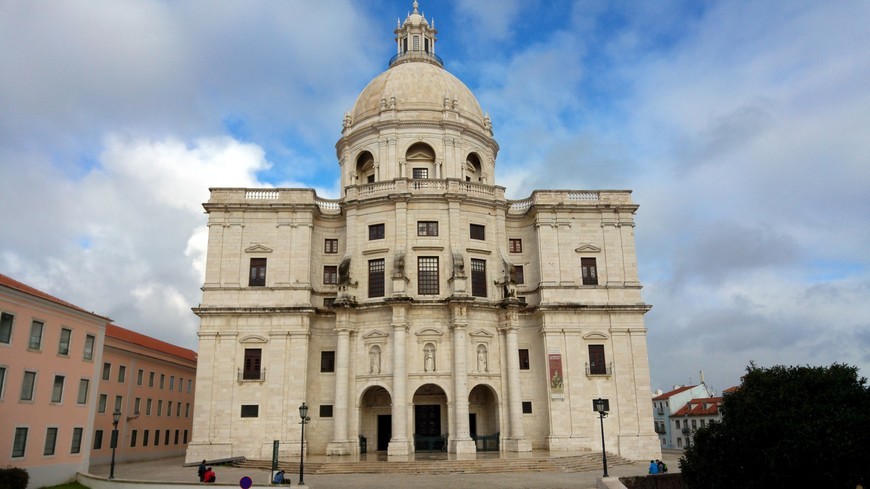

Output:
xmin=1 ymin=274 xmax=110 ymax=488
xmin=91 ymin=324 xmax=197 ymax=465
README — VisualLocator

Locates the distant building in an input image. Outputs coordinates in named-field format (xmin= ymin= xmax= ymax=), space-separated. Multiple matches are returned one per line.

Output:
xmin=652 ymin=384 xmax=712 ymax=449
xmin=671 ymin=395 xmax=726 ymax=449
xmin=188 ymin=1 xmax=660 ymax=463
xmin=90 ymin=324 xmax=197 ymax=465
xmin=1 ymin=273 xmax=110 ymax=488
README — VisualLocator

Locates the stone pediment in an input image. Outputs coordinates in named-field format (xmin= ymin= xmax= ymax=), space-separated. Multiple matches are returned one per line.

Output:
xmin=245 ymin=244 xmax=273 ymax=253
xmin=239 ymin=334 xmax=268 ymax=344
xmin=362 ymin=330 xmax=390 ymax=340
xmin=582 ymin=332 xmax=609 ymax=340
xmin=575 ymin=244 xmax=601 ymax=253
xmin=415 ymin=328 xmax=443 ymax=339
xmin=469 ymin=329 xmax=494 ymax=339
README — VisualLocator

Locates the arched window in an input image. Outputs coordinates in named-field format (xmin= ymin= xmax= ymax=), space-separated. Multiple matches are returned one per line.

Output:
xmin=465 ymin=153 xmax=483 ymax=182
xmin=356 ymin=151 xmax=375 ymax=183
xmin=406 ymin=143 xmax=436 ymax=179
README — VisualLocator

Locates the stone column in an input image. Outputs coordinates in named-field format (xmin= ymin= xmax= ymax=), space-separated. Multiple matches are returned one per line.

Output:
xmin=389 ymin=303 xmax=411 ymax=457
xmin=327 ymin=310 xmax=354 ymax=454
xmin=501 ymin=307 xmax=532 ymax=452
xmin=449 ymin=303 xmax=476 ymax=454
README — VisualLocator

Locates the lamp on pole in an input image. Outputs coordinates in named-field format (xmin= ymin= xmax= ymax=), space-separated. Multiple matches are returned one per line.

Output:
xmin=109 ymin=409 xmax=121 ymax=479
xmin=298 ymin=402 xmax=310 ymax=486
xmin=592 ymin=398 xmax=610 ymax=478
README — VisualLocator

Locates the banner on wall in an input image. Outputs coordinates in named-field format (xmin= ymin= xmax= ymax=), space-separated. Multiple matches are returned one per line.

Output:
xmin=548 ymin=353 xmax=564 ymax=393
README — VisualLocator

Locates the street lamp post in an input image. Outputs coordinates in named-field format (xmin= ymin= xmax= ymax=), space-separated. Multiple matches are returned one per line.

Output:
xmin=592 ymin=398 xmax=610 ymax=478
xmin=109 ymin=409 xmax=121 ymax=479
xmin=298 ymin=403 xmax=311 ymax=486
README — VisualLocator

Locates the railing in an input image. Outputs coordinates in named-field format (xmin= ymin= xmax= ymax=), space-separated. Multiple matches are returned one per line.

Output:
xmin=472 ymin=432 xmax=500 ymax=451
xmin=460 ymin=181 xmax=495 ymax=196
xmin=389 ymin=50 xmax=443 ymax=67
xmin=411 ymin=179 xmax=447 ymax=191
xmin=568 ymin=191 xmax=599 ymax=201
xmin=238 ymin=368 xmax=266 ymax=382
xmin=414 ymin=433 xmax=448 ymax=452
xmin=315 ymin=197 xmax=341 ymax=214
xmin=585 ymin=362 xmax=613 ymax=376
xmin=245 ymin=190 xmax=279 ymax=200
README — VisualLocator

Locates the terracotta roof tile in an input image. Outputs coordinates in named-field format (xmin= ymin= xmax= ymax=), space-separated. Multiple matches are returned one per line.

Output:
xmin=107 ymin=324 xmax=197 ymax=363
xmin=0 ymin=273 xmax=111 ymax=321
xmin=652 ymin=384 xmax=699 ymax=401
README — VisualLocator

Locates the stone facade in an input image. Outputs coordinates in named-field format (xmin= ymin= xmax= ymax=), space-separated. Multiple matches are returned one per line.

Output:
xmin=186 ymin=2 xmax=660 ymax=463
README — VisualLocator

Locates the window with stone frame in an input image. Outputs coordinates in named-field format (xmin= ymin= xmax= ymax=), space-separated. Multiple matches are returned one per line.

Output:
xmin=518 ymin=349 xmax=530 ymax=370
xmin=369 ymin=223 xmax=385 ymax=240
xmin=417 ymin=256 xmax=439 ymax=295
xmin=368 ymin=259 xmax=385 ymax=298
xmin=249 ymin=258 xmax=267 ymax=286
xmin=321 ymin=351 xmax=335 ymax=373
xmin=319 ymin=405 xmax=334 ymax=417
xmin=581 ymin=257 xmax=598 ymax=285
xmin=28 ymin=320 xmax=43 ymax=350
xmin=412 ymin=168 xmax=429 ymax=179
xmin=58 ymin=328 xmax=71 ymax=355
xmin=588 ymin=344 xmax=607 ymax=375
xmin=509 ymin=238 xmax=522 ymax=253
xmin=324 ymin=238 xmax=339 ymax=254
xmin=243 ymin=348 xmax=262 ymax=380
xmin=514 ymin=265 xmax=525 ymax=285
xmin=417 ymin=221 xmax=438 ymax=236
xmin=0 ymin=312 xmax=13 ymax=344
xmin=471 ymin=259 xmax=487 ymax=297
xmin=323 ymin=265 xmax=338 ymax=285
xmin=470 ymin=224 xmax=485 ymax=240
xmin=522 ymin=401 xmax=532 ymax=414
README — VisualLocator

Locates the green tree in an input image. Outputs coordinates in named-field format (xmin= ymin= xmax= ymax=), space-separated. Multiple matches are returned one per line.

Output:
xmin=680 ymin=363 xmax=870 ymax=489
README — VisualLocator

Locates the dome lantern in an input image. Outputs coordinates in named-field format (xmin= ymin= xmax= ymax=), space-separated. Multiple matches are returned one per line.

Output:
xmin=391 ymin=1 xmax=441 ymax=68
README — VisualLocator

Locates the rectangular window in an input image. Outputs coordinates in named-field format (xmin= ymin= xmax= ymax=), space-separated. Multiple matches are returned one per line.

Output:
xmin=58 ymin=328 xmax=71 ymax=355
xmin=367 ymin=174 xmax=375 ymax=183
xmin=130 ymin=430 xmax=137 ymax=448
xmin=20 ymin=371 xmax=36 ymax=401
xmin=321 ymin=351 xmax=335 ymax=373
xmin=417 ymin=221 xmax=438 ymax=236
xmin=154 ymin=429 xmax=159 ymax=446
xmin=588 ymin=344 xmax=607 ymax=375
xmin=176 ymin=402 xmax=182 ymax=417
xmin=98 ymin=394 xmax=107 ymax=413
xmin=243 ymin=348 xmax=262 ymax=380
xmin=93 ymin=430 xmax=103 ymax=450
xmin=319 ymin=405 xmax=334 ymax=417
xmin=324 ymin=238 xmax=339 ymax=254
xmin=160 ymin=374 xmax=165 ymax=389
xmin=44 ymin=427 xmax=58 ymax=455
xmin=146 ymin=398 xmax=153 ymax=415
xmin=518 ymin=349 xmax=530 ymax=370
xmin=175 ymin=430 xmax=179 ymax=445
xmin=12 ymin=427 xmax=28 ymax=457
xmin=368 ymin=259 xmax=385 ymax=298
xmin=157 ymin=400 xmax=163 ymax=416
xmin=471 ymin=259 xmax=487 ymax=297
xmin=51 ymin=375 xmax=65 ymax=403
xmin=514 ymin=265 xmax=525 ymax=285
xmin=102 ymin=363 xmax=111 ymax=381
xmin=418 ymin=257 xmax=439 ymax=295
xmin=184 ymin=430 xmax=188 ymax=444
xmin=77 ymin=378 xmax=89 ymax=404
xmin=522 ymin=401 xmax=533 ymax=414
xmin=369 ymin=223 xmax=385 ymax=240
xmin=412 ymin=168 xmax=428 ymax=179
xmin=137 ymin=369 xmax=143 ymax=385
xmin=470 ymin=224 xmax=485 ymax=240
xmin=509 ymin=238 xmax=523 ymax=253
xmin=323 ymin=297 xmax=336 ymax=307
xmin=323 ymin=265 xmax=338 ymax=285
xmin=0 ymin=312 xmax=13 ymax=344
xmin=143 ymin=429 xmax=149 ymax=447
xmin=169 ymin=376 xmax=174 ymax=390
xmin=249 ymin=257 xmax=267 ymax=286
xmin=118 ymin=365 xmax=126 ymax=383
xmin=83 ymin=334 xmax=95 ymax=360
xmin=581 ymin=257 xmax=599 ymax=285
xmin=187 ymin=379 xmax=192 ymax=393
xmin=134 ymin=397 xmax=141 ymax=414
xmin=178 ymin=377 xmax=183 ymax=392
xmin=149 ymin=371 xmax=155 ymax=387
xmin=241 ymin=405 xmax=259 ymax=418
xmin=0 ymin=366 xmax=5 ymax=399
xmin=413 ymin=35 xmax=419 ymax=50
xmin=168 ymin=401 xmax=173 ymax=416
xmin=28 ymin=320 xmax=44 ymax=350
xmin=114 ymin=395 xmax=123 ymax=413
xmin=164 ymin=430 xmax=170 ymax=445
xmin=71 ymin=427 xmax=83 ymax=454
xmin=186 ymin=403 xmax=191 ymax=417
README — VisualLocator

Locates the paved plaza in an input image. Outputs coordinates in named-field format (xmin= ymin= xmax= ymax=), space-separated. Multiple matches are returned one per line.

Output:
xmin=88 ymin=450 xmax=683 ymax=489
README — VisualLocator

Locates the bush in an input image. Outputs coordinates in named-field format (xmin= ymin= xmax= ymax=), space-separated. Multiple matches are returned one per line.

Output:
xmin=0 ymin=466 xmax=29 ymax=489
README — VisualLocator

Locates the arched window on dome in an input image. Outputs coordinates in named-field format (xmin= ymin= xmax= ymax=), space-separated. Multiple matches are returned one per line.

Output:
xmin=356 ymin=151 xmax=376 ymax=184
xmin=406 ymin=143 xmax=435 ymax=180
xmin=465 ymin=153 xmax=483 ymax=183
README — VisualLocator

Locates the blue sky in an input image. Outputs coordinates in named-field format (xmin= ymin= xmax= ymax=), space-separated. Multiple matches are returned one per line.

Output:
xmin=1 ymin=0 xmax=868 ymax=394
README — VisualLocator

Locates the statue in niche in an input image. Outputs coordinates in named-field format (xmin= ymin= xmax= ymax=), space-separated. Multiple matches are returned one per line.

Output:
xmin=394 ymin=252 xmax=405 ymax=278
xmin=502 ymin=259 xmax=517 ymax=299
xmin=452 ymin=251 xmax=465 ymax=278
xmin=477 ymin=346 xmax=488 ymax=373
xmin=424 ymin=344 xmax=436 ymax=372
xmin=370 ymin=346 xmax=381 ymax=374
xmin=338 ymin=256 xmax=352 ymax=287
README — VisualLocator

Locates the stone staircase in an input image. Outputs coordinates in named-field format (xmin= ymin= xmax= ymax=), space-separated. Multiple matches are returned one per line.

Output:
xmin=235 ymin=451 xmax=632 ymax=475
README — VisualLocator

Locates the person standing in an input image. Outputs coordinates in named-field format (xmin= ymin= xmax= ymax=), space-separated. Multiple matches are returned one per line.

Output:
xmin=649 ymin=460 xmax=659 ymax=474
xmin=197 ymin=460 xmax=207 ymax=482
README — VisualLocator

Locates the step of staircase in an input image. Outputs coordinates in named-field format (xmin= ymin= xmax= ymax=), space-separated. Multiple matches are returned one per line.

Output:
xmin=235 ymin=452 xmax=631 ymax=475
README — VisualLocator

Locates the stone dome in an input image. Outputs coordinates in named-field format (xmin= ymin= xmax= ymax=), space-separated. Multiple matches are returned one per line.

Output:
xmin=350 ymin=61 xmax=486 ymax=127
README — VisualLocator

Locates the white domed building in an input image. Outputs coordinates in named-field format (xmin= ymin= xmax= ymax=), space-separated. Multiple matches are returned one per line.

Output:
xmin=187 ymin=2 xmax=660 ymax=463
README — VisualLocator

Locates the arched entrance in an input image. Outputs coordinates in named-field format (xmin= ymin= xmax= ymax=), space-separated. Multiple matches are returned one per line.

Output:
xmin=469 ymin=384 xmax=500 ymax=451
xmin=359 ymin=386 xmax=392 ymax=452
xmin=412 ymin=383 xmax=448 ymax=452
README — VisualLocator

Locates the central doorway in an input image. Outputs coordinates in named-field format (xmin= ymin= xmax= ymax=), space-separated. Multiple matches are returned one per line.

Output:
xmin=377 ymin=415 xmax=392 ymax=451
